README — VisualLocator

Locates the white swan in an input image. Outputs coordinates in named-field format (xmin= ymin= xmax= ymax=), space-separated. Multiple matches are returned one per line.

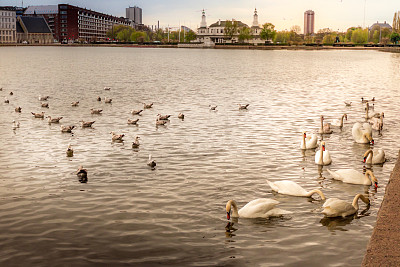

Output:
xmin=266 ymin=180 xmax=325 ymax=200
xmin=327 ymin=169 xmax=378 ymax=187
xmin=322 ymin=194 xmax=370 ymax=217
xmin=352 ymin=122 xmax=374 ymax=144
xmin=225 ymin=199 xmax=291 ymax=219
xmin=331 ymin=114 xmax=347 ymax=128
xmin=363 ymin=149 xmax=385 ymax=165
xmin=300 ymin=131 xmax=318 ymax=149
xmin=315 ymin=141 xmax=332 ymax=165
xmin=369 ymin=116 xmax=383 ymax=131
xmin=319 ymin=115 xmax=333 ymax=134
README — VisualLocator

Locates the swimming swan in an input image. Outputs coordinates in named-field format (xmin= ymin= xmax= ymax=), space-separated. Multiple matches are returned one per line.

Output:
xmin=363 ymin=149 xmax=385 ymax=165
xmin=322 ymin=194 xmax=370 ymax=218
xmin=319 ymin=115 xmax=333 ymax=134
xmin=300 ymin=131 xmax=318 ymax=149
xmin=225 ymin=199 xmax=291 ymax=219
xmin=315 ymin=141 xmax=332 ymax=165
xmin=352 ymin=122 xmax=374 ymax=144
xmin=327 ymin=169 xmax=378 ymax=187
xmin=331 ymin=114 xmax=347 ymax=128
xmin=266 ymin=180 xmax=325 ymax=200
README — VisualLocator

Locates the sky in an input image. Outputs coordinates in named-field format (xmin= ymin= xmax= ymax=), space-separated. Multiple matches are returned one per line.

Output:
xmin=2 ymin=0 xmax=398 ymax=31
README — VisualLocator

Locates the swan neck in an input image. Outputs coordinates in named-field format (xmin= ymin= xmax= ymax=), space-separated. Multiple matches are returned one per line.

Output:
xmin=228 ymin=200 xmax=239 ymax=217
xmin=352 ymin=194 xmax=369 ymax=210
xmin=320 ymin=116 xmax=323 ymax=131
xmin=319 ymin=144 xmax=324 ymax=164
xmin=306 ymin=189 xmax=326 ymax=200
xmin=301 ymin=133 xmax=306 ymax=149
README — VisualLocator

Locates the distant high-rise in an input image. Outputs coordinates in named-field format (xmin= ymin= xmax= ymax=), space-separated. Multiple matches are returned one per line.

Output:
xmin=304 ymin=10 xmax=315 ymax=35
xmin=126 ymin=6 xmax=142 ymax=24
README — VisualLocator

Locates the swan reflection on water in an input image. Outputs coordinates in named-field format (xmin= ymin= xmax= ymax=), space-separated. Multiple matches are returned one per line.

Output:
xmin=225 ymin=222 xmax=237 ymax=238
xmin=320 ymin=205 xmax=371 ymax=232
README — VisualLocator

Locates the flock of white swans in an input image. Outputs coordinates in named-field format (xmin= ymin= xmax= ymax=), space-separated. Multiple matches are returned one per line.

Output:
xmin=226 ymin=98 xmax=386 ymax=220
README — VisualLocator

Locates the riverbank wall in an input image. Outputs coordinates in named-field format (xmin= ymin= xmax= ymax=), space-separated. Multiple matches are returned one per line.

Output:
xmin=362 ymin=151 xmax=400 ymax=266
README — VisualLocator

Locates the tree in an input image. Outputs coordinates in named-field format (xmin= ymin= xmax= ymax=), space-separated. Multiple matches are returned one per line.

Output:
xmin=351 ymin=28 xmax=368 ymax=44
xmin=131 ymin=31 xmax=147 ymax=43
xmin=393 ymin=11 xmax=400 ymax=33
xmin=322 ymin=33 xmax=336 ymax=44
xmin=185 ymin=30 xmax=197 ymax=42
xmin=116 ymin=28 xmax=133 ymax=42
xmin=107 ymin=25 xmax=132 ymax=40
xmin=290 ymin=25 xmax=301 ymax=34
xmin=260 ymin=23 xmax=276 ymax=42
xmin=238 ymin=27 xmax=252 ymax=43
xmin=224 ymin=20 xmax=239 ymax=40
xmin=390 ymin=32 xmax=400 ymax=44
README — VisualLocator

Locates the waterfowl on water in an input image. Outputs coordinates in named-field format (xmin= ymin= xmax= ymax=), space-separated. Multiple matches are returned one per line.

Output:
xmin=60 ymin=125 xmax=75 ymax=133
xmin=319 ymin=115 xmax=333 ymax=134
xmin=267 ymin=180 xmax=326 ymax=200
xmin=300 ymin=131 xmax=318 ymax=149
xmin=15 ymin=106 xmax=21 ymax=112
xmin=147 ymin=154 xmax=156 ymax=168
xmin=352 ymin=122 xmax=373 ymax=144
xmin=4 ymin=98 xmax=9 ymax=103
xmin=156 ymin=119 xmax=167 ymax=126
xmin=91 ymin=108 xmax=103 ymax=114
xmin=132 ymin=136 xmax=140 ymax=148
xmin=12 ymin=120 xmax=20 ymax=130
xmin=104 ymin=87 xmax=111 ymax=90
xmin=80 ymin=120 xmax=95 ymax=127
xmin=143 ymin=102 xmax=153 ymax=109
xmin=322 ymin=194 xmax=370 ymax=218
xmin=127 ymin=118 xmax=139 ymax=125
xmin=31 ymin=112 xmax=45 ymax=118
xmin=238 ymin=104 xmax=249 ymax=110
xmin=41 ymin=103 xmax=49 ymax=108
xmin=363 ymin=149 xmax=385 ymax=165
xmin=226 ymin=199 xmax=291 ymax=220
xmin=39 ymin=95 xmax=49 ymax=101
xmin=209 ymin=105 xmax=217 ymax=110
xmin=331 ymin=114 xmax=347 ymax=128
xmin=105 ymin=97 xmax=112 ymax=103
xmin=178 ymin=113 xmax=184 ymax=119
xmin=71 ymin=101 xmax=79 ymax=106
xmin=9 ymin=91 xmax=13 ymax=95
xmin=327 ymin=169 xmax=378 ymax=187
xmin=344 ymin=101 xmax=352 ymax=106
xmin=315 ymin=141 xmax=332 ymax=165
xmin=47 ymin=116 xmax=63 ymax=123
xmin=111 ymin=131 xmax=124 ymax=141
xmin=131 ymin=109 xmax=143 ymax=115
xmin=97 ymin=96 xmax=102 ymax=101
xmin=76 ymin=165 xmax=88 ymax=182
xmin=66 ymin=144 xmax=74 ymax=157
xmin=157 ymin=114 xmax=171 ymax=120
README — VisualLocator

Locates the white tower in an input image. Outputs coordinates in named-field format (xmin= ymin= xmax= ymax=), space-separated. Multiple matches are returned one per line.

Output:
xmin=252 ymin=8 xmax=259 ymax=27
xmin=200 ymin=9 xmax=207 ymax=28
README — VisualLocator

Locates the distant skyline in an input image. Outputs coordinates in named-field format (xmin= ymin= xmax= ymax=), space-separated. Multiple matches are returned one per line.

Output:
xmin=2 ymin=0 xmax=399 ymax=31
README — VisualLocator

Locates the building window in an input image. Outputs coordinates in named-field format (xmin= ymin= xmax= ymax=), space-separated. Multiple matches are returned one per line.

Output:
xmin=61 ymin=20 xmax=67 ymax=23
xmin=60 ymin=6 xmax=67 ymax=9
xmin=61 ymin=15 xmax=67 ymax=19
xmin=221 ymin=29 xmax=223 ymax=33
xmin=62 ymin=24 xmax=67 ymax=27
xmin=60 ymin=11 xmax=67 ymax=14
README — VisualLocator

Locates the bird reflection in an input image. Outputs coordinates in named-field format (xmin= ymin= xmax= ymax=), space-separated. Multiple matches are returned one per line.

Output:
xmin=320 ymin=205 xmax=370 ymax=231
xmin=225 ymin=221 xmax=237 ymax=238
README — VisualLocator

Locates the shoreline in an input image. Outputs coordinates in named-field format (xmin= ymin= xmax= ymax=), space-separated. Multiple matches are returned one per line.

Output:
xmin=1 ymin=43 xmax=400 ymax=53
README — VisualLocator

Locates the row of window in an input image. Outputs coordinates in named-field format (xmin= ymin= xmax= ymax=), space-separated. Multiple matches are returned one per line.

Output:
xmin=0 ymin=24 xmax=15 ymax=29
xmin=1 ymin=11 xmax=15 ymax=17
xmin=1 ymin=30 xmax=16 ymax=36
xmin=1 ymin=17 xmax=14 ymax=23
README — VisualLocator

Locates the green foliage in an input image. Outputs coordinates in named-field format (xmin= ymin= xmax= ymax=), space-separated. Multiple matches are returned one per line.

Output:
xmin=185 ymin=30 xmax=197 ymax=42
xmin=238 ymin=27 xmax=252 ymax=42
xmin=322 ymin=33 xmax=336 ymax=44
xmin=107 ymin=25 xmax=132 ymax=40
xmin=350 ymin=28 xmax=368 ymax=44
xmin=116 ymin=28 xmax=134 ymax=42
xmin=224 ymin=20 xmax=239 ymax=39
xmin=260 ymin=23 xmax=276 ymax=41
xmin=393 ymin=11 xmax=400 ymax=33
xmin=390 ymin=32 xmax=400 ymax=44
xmin=131 ymin=31 xmax=148 ymax=43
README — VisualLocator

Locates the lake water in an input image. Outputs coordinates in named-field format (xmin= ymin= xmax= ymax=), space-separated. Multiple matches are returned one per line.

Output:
xmin=1 ymin=46 xmax=400 ymax=266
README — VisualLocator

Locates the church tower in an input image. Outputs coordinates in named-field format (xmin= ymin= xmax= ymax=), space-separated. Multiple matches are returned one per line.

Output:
xmin=252 ymin=8 xmax=259 ymax=27
xmin=200 ymin=9 xmax=207 ymax=28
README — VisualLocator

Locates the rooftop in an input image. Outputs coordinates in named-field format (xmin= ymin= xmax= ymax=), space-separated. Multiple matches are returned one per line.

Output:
xmin=209 ymin=20 xmax=248 ymax=28
xmin=24 ymin=5 xmax=58 ymax=15
xmin=19 ymin=16 xmax=52 ymax=33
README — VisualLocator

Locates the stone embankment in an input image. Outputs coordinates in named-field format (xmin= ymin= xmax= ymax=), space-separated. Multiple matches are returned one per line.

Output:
xmin=363 ymin=151 xmax=400 ymax=266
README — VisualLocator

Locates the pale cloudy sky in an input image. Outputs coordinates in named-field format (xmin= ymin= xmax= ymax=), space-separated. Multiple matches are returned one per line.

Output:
xmin=2 ymin=0 xmax=398 ymax=31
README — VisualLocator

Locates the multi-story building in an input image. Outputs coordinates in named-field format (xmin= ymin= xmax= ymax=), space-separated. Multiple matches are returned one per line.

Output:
xmin=196 ymin=9 xmax=263 ymax=44
xmin=126 ymin=6 xmax=142 ymax=25
xmin=0 ymin=8 xmax=16 ymax=43
xmin=304 ymin=10 xmax=315 ymax=35
xmin=24 ymin=4 xmax=131 ymax=42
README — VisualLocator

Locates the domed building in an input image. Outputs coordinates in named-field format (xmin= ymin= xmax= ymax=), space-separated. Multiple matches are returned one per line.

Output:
xmin=196 ymin=9 xmax=264 ymax=45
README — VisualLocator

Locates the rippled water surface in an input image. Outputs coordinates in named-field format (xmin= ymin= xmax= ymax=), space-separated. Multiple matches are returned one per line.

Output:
xmin=1 ymin=47 xmax=400 ymax=266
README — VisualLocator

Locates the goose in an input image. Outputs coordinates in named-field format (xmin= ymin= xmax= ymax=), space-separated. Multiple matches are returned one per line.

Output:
xmin=370 ymin=97 xmax=375 ymax=102
xmin=66 ymin=144 xmax=74 ymax=157
xmin=238 ymin=104 xmax=249 ymax=110
xmin=90 ymin=108 xmax=103 ymax=114
xmin=156 ymin=119 xmax=167 ymax=126
xmin=71 ymin=101 xmax=79 ymax=106
xmin=266 ymin=180 xmax=325 ymax=200
xmin=344 ymin=101 xmax=352 ymax=106
xmin=60 ymin=125 xmax=75 ymax=133
xmin=15 ymin=106 xmax=21 ymax=112
xmin=12 ymin=120 xmax=20 ymax=130
xmin=157 ymin=114 xmax=171 ymax=120
xmin=31 ymin=112 xmax=45 ymax=118
xmin=322 ymin=194 xmax=370 ymax=218
xmin=319 ymin=115 xmax=333 ymax=134
xmin=327 ymin=169 xmax=378 ymax=187
xmin=47 ymin=116 xmax=63 ymax=123
xmin=0 ymin=87 xmax=2 ymax=91
xmin=226 ymin=199 xmax=291 ymax=220
xmin=41 ymin=103 xmax=49 ymax=108
xmin=104 ymin=87 xmax=111 ymax=90
xmin=80 ymin=120 xmax=95 ymax=127
xmin=315 ymin=141 xmax=332 ymax=165
xmin=331 ymin=114 xmax=347 ymax=128
xmin=97 ymin=96 xmax=102 ymax=101
xmin=361 ymin=97 xmax=368 ymax=103
xmin=178 ymin=113 xmax=184 ymax=119
xmin=365 ymin=102 xmax=374 ymax=111
xmin=363 ymin=149 xmax=385 ymax=165
xmin=38 ymin=95 xmax=49 ymax=101
xmin=105 ymin=97 xmax=112 ymax=103
xmin=147 ymin=154 xmax=156 ymax=168
xmin=4 ymin=98 xmax=9 ymax=103
xmin=352 ymin=122 xmax=374 ymax=144
xmin=143 ymin=102 xmax=153 ymax=109
xmin=9 ymin=91 xmax=13 ymax=95
xmin=76 ymin=166 xmax=88 ymax=182
xmin=369 ymin=115 xmax=383 ymax=131
xmin=300 ymin=131 xmax=318 ymax=149
xmin=111 ymin=131 xmax=124 ymax=141
xmin=127 ymin=118 xmax=139 ymax=125
xmin=209 ymin=105 xmax=217 ymax=110
xmin=131 ymin=109 xmax=143 ymax=115
xmin=132 ymin=136 xmax=140 ymax=148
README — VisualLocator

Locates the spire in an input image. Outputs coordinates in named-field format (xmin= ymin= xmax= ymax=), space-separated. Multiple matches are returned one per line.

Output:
xmin=200 ymin=9 xmax=207 ymax=28
xmin=252 ymin=8 xmax=259 ymax=27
